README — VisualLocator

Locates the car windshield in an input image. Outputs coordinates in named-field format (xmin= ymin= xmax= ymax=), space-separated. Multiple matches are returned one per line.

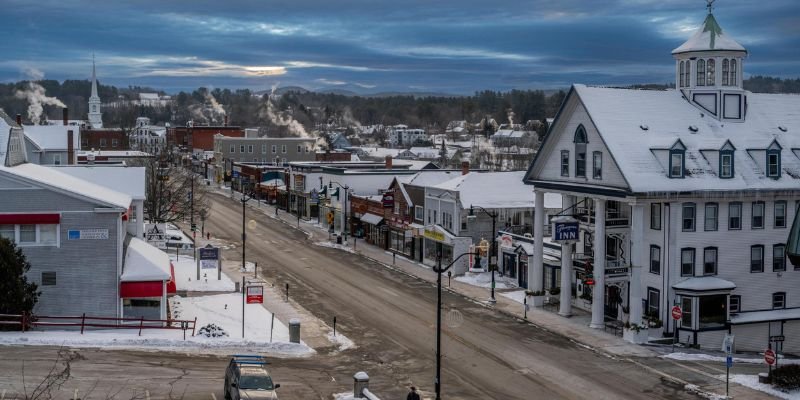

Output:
xmin=239 ymin=375 xmax=274 ymax=390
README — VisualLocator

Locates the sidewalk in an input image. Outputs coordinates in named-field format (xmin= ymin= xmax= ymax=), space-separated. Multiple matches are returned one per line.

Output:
xmin=218 ymin=186 xmax=653 ymax=358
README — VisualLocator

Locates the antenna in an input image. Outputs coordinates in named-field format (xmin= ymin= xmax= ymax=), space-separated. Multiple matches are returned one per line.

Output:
xmin=706 ymin=0 xmax=715 ymax=14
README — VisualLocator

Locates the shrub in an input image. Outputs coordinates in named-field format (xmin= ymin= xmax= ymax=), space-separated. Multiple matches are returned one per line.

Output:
xmin=771 ymin=364 xmax=800 ymax=390
xmin=548 ymin=287 xmax=560 ymax=296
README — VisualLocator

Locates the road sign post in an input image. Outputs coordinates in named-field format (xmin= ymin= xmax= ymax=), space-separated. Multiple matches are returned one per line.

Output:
xmin=671 ymin=305 xmax=682 ymax=352
xmin=765 ymin=348 xmax=776 ymax=366
xmin=723 ymin=333 xmax=734 ymax=397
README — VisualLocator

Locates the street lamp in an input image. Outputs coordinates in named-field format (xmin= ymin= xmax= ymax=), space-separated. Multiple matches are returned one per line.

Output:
xmin=468 ymin=205 xmax=498 ymax=303
xmin=329 ymin=181 xmax=350 ymax=241
xmin=432 ymin=246 xmax=478 ymax=400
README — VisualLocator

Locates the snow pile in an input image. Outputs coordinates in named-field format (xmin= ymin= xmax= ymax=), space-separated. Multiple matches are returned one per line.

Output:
xmin=171 ymin=255 xmax=236 ymax=292
xmin=722 ymin=374 xmax=800 ymax=399
xmin=663 ymin=352 xmax=800 ymax=365
xmin=240 ymin=261 xmax=256 ymax=272
xmin=683 ymin=384 xmax=728 ymax=400
xmin=334 ymin=393 xmax=357 ymax=400
xmin=314 ymin=241 xmax=355 ymax=254
xmin=327 ymin=331 xmax=355 ymax=352
xmin=455 ymin=271 xmax=516 ymax=289
xmin=197 ymin=323 xmax=228 ymax=338
xmin=499 ymin=289 xmax=528 ymax=304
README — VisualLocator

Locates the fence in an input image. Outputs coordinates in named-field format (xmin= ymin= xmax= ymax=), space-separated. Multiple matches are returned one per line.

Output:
xmin=0 ymin=313 xmax=197 ymax=338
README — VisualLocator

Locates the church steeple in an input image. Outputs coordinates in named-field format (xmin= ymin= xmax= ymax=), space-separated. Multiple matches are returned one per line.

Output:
xmin=88 ymin=55 xmax=103 ymax=129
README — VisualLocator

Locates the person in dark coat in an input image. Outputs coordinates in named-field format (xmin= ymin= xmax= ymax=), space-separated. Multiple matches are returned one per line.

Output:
xmin=406 ymin=386 xmax=421 ymax=400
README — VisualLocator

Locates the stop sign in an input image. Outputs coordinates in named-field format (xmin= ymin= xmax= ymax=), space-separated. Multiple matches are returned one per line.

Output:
xmin=671 ymin=305 xmax=682 ymax=320
xmin=765 ymin=349 xmax=776 ymax=366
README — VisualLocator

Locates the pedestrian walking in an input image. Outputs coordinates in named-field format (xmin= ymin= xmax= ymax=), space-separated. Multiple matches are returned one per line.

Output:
xmin=207 ymin=232 xmax=211 ymax=240
xmin=406 ymin=386 xmax=420 ymax=400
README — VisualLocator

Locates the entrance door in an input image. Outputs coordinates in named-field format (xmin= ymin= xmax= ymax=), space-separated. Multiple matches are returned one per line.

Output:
xmin=605 ymin=285 xmax=620 ymax=319
xmin=518 ymin=259 xmax=528 ymax=289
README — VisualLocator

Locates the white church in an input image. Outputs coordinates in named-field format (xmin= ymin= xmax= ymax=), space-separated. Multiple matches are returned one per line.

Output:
xmin=524 ymin=6 xmax=800 ymax=353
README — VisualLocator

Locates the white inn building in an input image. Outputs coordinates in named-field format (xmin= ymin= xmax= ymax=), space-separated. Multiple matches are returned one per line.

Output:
xmin=524 ymin=9 xmax=800 ymax=352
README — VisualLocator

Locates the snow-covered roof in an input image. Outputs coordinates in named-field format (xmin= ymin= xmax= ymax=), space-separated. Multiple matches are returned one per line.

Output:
xmin=434 ymin=171 xmax=561 ymax=209
xmin=672 ymin=276 xmax=736 ymax=292
xmin=564 ymin=85 xmax=800 ymax=193
xmin=393 ymin=159 xmax=436 ymax=170
xmin=492 ymin=130 xmax=528 ymax=139
xmin=121 ymin=238 xmax=171 ymax=281
xmin=672 ymin=13 xmax=746 ymax=54
xmin=52 ymin=165 xmax=146 ymax=200
xmin=24 ymin=125 xmax=79 ymax=151
xmin=731 ymin=308 xmax=800 ymax=325
xmin=360 ymin=213 xmax=384 ymax=225
xmin=355 ymin=147 xmax=401 ymax=158
xmin=405 ymin=170 xmax=464 ymax=188
xmin=0 ymin=163 xmax=132 ymax=209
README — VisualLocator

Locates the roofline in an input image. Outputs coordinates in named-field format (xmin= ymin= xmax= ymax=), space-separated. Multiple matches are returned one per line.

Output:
xmin=0 ymin=167 xmax=131 ymax=210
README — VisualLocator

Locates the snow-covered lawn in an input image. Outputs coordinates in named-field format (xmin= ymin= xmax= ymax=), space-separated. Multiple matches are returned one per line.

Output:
xmin=0 ymin=293 xmax=313 ymax=357
xmin=456 ymin=271 xmax=517 ymax=289
xmin=171 ymin=255 xmax=235 ymax=292
xmin=721 ymin=374 xmax=800 ymax=399
xmin=663 ymin=352 xmax=800 ymax=365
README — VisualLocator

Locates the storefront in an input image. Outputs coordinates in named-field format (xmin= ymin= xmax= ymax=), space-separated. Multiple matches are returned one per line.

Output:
xmin=119 ymin=238 xmax=176 ymax=321
xmin=422 ymin=225 xmax=472 ymax=275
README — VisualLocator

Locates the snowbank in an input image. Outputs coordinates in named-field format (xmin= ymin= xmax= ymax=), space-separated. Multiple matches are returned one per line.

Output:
xmin=327 ymin=331 xmax=356 ymax=352
xmin=455 ymin=271 xmax=516 ymax=289
xmin=663 ymin=352 xmax=800 ymax=365
xmin=500 ymin=289 xmax=528 ymax=304
xmin=722 ymin=374 xmax=800 ymax=399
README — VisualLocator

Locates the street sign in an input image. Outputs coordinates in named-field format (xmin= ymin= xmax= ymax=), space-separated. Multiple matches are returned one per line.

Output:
xmin=723 ymin=334 xmax=735 ymax=355
xmin=246 ymin=285 xmax=264 ymax=304
xmin=726 ymin=356 xmax=733 ymax=368
xmin=671 ymin=305 xmax=683 ymax=321
xmin=764 ymin=348 xmax=777 ymax=366
xmin=770 ymin=335 xmax=786 ymax=343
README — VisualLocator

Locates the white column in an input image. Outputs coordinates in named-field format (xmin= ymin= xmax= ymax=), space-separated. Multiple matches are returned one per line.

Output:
xmin=590 ymin=198 xmax=606 ymax=329
xmin=559 ymin=195 xmax=574 ymax=317
xmin=531 ymin=190 xmax=545 ymax=295
xmin=136 ymin=200 xmax=145 ymax=238
xmin=628 ymin=204 xmax=645 ymax=334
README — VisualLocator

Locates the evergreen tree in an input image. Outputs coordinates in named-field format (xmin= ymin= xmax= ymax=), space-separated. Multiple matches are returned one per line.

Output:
xmin=0 ymin=237 xmax=40 ymax=328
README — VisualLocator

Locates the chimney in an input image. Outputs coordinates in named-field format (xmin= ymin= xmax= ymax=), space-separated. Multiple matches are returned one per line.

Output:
xmin=224 ymin=115 xmax=228 ymax=127
xmin=67 ymin=130 xmax=74 ymax=165
xmin=461 ymin=161 xmax=470 ymax=175
xmin=385 ymin=155 xmax=392 ymax=170
xmin=15 ymin=114 xmax=22 ymax=126
xmin=63 ymin=108 xmax=69 ymax=126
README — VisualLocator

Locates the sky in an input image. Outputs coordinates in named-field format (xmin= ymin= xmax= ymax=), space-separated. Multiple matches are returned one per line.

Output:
xmin=1 ymin=0 xmax=798 ymax=95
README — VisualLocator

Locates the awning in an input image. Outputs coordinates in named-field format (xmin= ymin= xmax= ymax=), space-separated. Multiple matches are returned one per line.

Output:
xmin=360 ymin=213 xmax=384 ymax=226
xmin=672 ymin=277 xmax=736 ymax=293
xmin=120 ymin=281 xmax=163 ymax=298
xmin=0 ymin=213 xmax=60 ymax=224
xmin=121 ymin=238 xmax=171 ymax=282
xmin=731 ymin=308 xmax=800 ymax=325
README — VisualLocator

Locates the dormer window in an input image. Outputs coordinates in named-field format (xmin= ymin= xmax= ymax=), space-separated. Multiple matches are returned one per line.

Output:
xmin=669 ymin=141 xmax=686 ymax=179
xmin=722 ymin=59 xmax=729 ymax=86
xmin=719 ymin=141 xmax=735 ymax=179
xmin=574 ymin=125 xmax=587 ymax=177
xmin=766 ymin=140 xmax=782 ymax=179
xmin=697 ymin=59 xmax=706 ymax=86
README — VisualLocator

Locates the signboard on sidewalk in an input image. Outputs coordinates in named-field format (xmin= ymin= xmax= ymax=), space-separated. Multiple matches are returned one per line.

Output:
xmin=246 ymin=285 xmax=264 ymax=304
xmin=198 ymin=245 xmax=220 ymax=270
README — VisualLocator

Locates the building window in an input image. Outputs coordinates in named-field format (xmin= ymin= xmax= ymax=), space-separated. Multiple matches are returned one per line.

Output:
xmin=720 ymin=151 xmax=734 ymax=178
xmin=684 ymin=60 xmax=691 ymax=87
xmin=574 ymin=125 xmax=587 ymax=178
xmin=415 ymin=206 xmax=424 ymax=221
xmin=230 ymin=145 xmax=235 ymax=153
xmin=681 ymin=248 xmax=695 ymax=277
xmin=262 ymin=144 xmax=267 ymax=154
xmin=704 ymin=203 xmax=718 ymax=231
xmin=281 ymin=145 xmax=287 ymax=154
xmin=99 ymin=138 xmax=107 ymax=147
xmin=773 ymin=292 xmax=786 ymax=309
xmin=112 ymin=139 xmax=119 ymax=148
xmin=560 ymin=150 xmax=569 ymax=177
xmin=722 ymin=59 xmax=730 ymax=86
xmin=19 ymin=224 xmax=36 ymax=243
xmin=669 ymin=150 xmax=684 ymax=178
xmin=41 ymin=272 xmax=57 ymax=286
xmin=775 ymin=201 xmax=787 ymax=228
xmin=247 ymin=145 xmax=253 ymax=153
xmin=651 ymin=203 xmax=661 ymax=230
xmin=767 ymin=151 xmax=781 ymax=178
xmin=752 ymin=202 xmax=765 ymax=229
xmin=728 ymin=202 xmax=742 ymax=230
xmin=0 ymin=224 xmax=14 ymax=241
xmin=52 ymin=154 xmax=61 ymax=165
xmin=681 ymin=297 xmax=693 ymax=328
xmin=272 ymin=145 xmax=277 ymax=153
xmin=297 ymin=145 xmax=302 ymax=153
xmin=750 ymin=245 xmax=764 ymax=273
xmin=699 ymin=294 xmax=726 ymax=329
xmin=730 ymin=59 xmax=737 ymax=86
xmin=240 ymin=145 xmax=245 ymax=153
xmin=679 ymin=61 xmax=685 ymax=87
xmin=697 ymin=59 xmax=706 ymax=86
xmin=729 ymin=295 xmax=740 ymax=313
xmin=592 ymin=151 xmax=602 ymax=179
xmin=706 ymin=59 xmax=715 ymax=86
xmin=682 ymin=203 xmax=696 ymax=231
xmin=773 ymin=244 xmax=786 ymax=272
xmin=703 ymin=247 xmax=718 ymax=275
xmin=649 ymin=245 xmax=661 ymax=275
xmin=647 ymin=288 xmax=660 ymax=317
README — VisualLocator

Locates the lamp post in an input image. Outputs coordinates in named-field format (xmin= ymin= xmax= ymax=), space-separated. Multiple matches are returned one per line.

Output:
xmin=240 ymin=190 xmax=256 ymax=296
xmin=432 ymin=246 xmax=478 ymax=400
xmin=329 ymin=181 xmax=350 ymax=241
xmin=468 ymin=205 xmax=498 ymax=303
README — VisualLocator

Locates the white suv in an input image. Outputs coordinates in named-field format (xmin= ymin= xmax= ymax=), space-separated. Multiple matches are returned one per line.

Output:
xmin=224 ymin=355 xmax=280 ymax=400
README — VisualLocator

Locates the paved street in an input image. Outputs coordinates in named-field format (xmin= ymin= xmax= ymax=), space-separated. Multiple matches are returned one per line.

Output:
xmin=0 ymin=192 xmax=774 ymax=400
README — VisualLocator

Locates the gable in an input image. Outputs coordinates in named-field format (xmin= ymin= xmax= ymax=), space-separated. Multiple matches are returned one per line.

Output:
xmin=526 ymin=91 xmax=630 ymax=192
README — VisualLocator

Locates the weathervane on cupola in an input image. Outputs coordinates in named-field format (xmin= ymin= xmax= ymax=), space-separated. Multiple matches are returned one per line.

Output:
xmin=706 ymin=0 xmax=715 ymax=14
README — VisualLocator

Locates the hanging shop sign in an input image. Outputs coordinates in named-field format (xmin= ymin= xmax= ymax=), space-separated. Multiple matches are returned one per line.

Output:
xmin=551 ymin=216 xmax=579 ymax=243
xmin=382 ymin=192 xmax=395 ymax=208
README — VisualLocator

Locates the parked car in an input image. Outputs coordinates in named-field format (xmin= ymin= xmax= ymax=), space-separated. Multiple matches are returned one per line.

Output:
xmin=224 ymin=355 xmax=280 ymax=400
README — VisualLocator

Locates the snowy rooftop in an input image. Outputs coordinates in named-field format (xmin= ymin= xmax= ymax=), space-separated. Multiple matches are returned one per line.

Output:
xmin=672 ymin=276 xmax=736 ymax=292
xmin=52 ymin=165 xmax=146 ymax=200
xmin=731 ymin=308 xmax=800 ymax=325
xmin=672 ymin=13 xmax=746 ymax=54
xmin=24 ymin=124 xmax=79 ymax=151
xmin=434 ymin=171 xmax=562 ymax=209
xmin=404 ymin=170 xmax=464 ymax=188
xmin=121 ymin=238 xmax=171 ymax=282
xmin=0 ymin=163 xmax=131 ymax=209
xmin=567 ymin=85 xmax=800 ymax=193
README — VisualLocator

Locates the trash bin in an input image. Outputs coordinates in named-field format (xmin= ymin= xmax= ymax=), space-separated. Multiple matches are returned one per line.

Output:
xmin=235 ymin=282 xmax=240 ymax=292
xmin=289 ymin=319 xmax=301 ymax=343
xmin=336 ymin=234 xmax=342 ymax=245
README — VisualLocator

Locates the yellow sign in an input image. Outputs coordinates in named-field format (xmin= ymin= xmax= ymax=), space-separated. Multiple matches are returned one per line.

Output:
xmin=423 ymin=229 xmax=445 ymax=242
xmin=327 ymin=212 xmax=335 ymax=225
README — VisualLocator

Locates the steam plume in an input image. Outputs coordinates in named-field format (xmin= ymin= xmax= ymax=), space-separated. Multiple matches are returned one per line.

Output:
xmin=14 ymin=68 xmax=65 ymax=125
xmin=259 ymin=83 xmax=309 ymax=137
xmin=205 ymin=92 xmax=226 ymax=122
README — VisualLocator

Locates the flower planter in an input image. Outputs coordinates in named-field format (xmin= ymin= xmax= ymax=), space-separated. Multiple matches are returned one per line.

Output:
xmin=529 ymin=295 xmax=546 ymax=307
xmin=648 ymin=327 xmax=664 ymax=338
xmin=623 ymin=328 xmax=649 ymax=344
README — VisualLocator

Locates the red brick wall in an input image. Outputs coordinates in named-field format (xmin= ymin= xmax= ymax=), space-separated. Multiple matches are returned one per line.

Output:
xmin=81 ymin=129 xmax=129 ymax=150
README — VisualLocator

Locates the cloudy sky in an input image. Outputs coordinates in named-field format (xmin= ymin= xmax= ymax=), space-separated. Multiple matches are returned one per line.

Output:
xmin=1 ymin=0 xmax=798 ymax=94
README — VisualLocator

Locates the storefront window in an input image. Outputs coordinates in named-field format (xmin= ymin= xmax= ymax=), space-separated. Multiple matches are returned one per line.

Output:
xmin=0 ymin=224 xmax=14 ymax=241
xmin=19 ymin=224 xmax=36 ymax=243
xmin=681 ymin=297 xmax=693 ymax=328
xmin=698 ymin=295 xmax=727 ymax=328
xmin=122 ymin=298 xmax=161 ymax=320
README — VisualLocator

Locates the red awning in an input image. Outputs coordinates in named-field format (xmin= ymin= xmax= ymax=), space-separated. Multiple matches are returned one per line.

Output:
xmin=0 ymin=213 xmax=60 ymax=224
xmin=167 ymin=263 xmax=177 ymax=294
xmin=120 ymin=281 xmax=163 ymax=298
